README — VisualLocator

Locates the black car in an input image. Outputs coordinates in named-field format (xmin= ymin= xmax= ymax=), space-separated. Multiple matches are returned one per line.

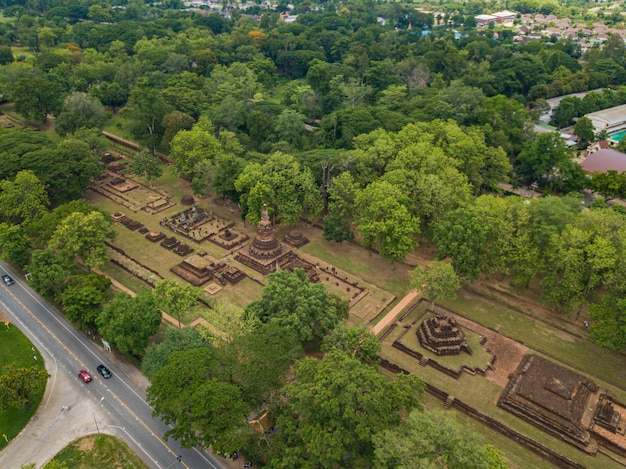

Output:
xmin=97 ymin=364 xmax=112 ymax=379
xmin=2 ymin=274 xmax=14 ymax=286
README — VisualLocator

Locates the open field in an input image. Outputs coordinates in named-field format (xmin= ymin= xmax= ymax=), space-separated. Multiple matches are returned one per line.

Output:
xmin=0 ymin=322 xmax=47 ymax=450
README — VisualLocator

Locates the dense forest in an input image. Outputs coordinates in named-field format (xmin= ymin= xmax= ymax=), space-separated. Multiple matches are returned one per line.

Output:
xmin=1 ymin=0 xmax=626 ymax=466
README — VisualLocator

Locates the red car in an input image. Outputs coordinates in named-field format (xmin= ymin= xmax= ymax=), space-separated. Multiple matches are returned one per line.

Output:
xmin=78 ymin=370 xmax=92 ymax=383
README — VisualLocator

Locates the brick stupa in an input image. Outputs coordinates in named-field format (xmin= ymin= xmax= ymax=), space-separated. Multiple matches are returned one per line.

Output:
xmin=235 ymin=204 xmax=293 ymax=275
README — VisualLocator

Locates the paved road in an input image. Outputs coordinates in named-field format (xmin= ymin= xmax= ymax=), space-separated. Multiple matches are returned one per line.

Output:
xmin=0 ymin=262 xmax=223 ymax=469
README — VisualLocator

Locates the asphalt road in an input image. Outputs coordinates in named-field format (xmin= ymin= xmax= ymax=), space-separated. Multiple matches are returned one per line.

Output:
xmin=0 ymin=262 xmax=224 ymax=469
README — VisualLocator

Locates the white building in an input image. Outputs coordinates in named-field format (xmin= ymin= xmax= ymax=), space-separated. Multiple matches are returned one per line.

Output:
xmin=586 ymin=104 xmax=626 ymax=135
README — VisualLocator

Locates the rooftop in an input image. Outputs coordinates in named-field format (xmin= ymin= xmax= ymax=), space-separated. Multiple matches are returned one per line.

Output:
xmin=586 ymin=104 xmax=626 ymax=126
xmin=581 ymin=149 xmax=626 ymax=173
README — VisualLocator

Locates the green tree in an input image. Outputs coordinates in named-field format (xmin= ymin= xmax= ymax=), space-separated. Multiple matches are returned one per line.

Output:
xmin=169 ymin=117 xmax=222 ymax=178
xmin=0 ymin=45 xmax=14 ymax=65
xmin=153 ymin=280 xmax=199 ymax=329
xmin=161 ymin=110 xmax=195 ymax=149
xmin=373 ymin=408 xmax=508 ymax=468
xmin=54 ymin=92 xmax=108 ymax=136
xmin=48 ymin=211 xmax=115 ymax=271
xmin=589 ymin=293 xmax=626 ymax=351
xmin=552 ymin=96 xmax=582 ymax=128
xmin=0 ymin=170 xmax=48 ymax=227
xmin=122 ymin=78 xmax=172 ymax=151
xmin=142 ymin=327 xmax=210 ymax=379
xmin=0 ymin=364 xmax=48 ymax=411
xmin=47 ymin=137 xmax=102 ymax=203
xmin=0 ymin=223 xmax=31 ymax=267
xmin=321 ymin=324 xmax=381 ymax=366
xmin=27 ymin=249 xmax=71 ymax=300
xmin=147 ymin=348 xmax=250 ymax=452
xmin=589 ymin=170 xmax=626 ymax=201
xmin=274 ymin=109 xmax=306 ymax=147
xmin=61 ymin=273 xmax=111 ymax=328
xmin=245 ymin=269 xmax=347 ymax=344
xmin=541 ymin=209 xmax=626 ymax=313
xmin=11 ymin=75 xmax=64 ymax=122
xmin=271 ymin=352 xmax=422 ymax=468
xmin=573 ymin=116 xmax=595 ymax=149
xmin=323 ymin=171 xmax=358 ymax=243
xmin=355 ymin=180 xmax=419 ymax=265
xmin=128 ymin=149 xmax=163 ymax=187
xmin=516 ymin=132 xmax=583 ymax=191
xmin=97 ymin=291 xmax=162 ymax=356
xmin=201 ymin=300 xmax=260 ymax=343
xmin=432 ymin=207 xmax=491 ymax=280
xmin=410 ymin=260 xmax=461 ymax=311
xmin=235 ymin=152 xmax=322 ymax=225
xmin=221 ymin=323 xmax=302 ymax=408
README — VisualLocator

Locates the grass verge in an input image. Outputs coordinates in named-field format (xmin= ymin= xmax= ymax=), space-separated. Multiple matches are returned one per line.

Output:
xmin=46 ymin=434 xmax=149 ymax=469
xmin=0 ymin=325 xmax=47 ymax=450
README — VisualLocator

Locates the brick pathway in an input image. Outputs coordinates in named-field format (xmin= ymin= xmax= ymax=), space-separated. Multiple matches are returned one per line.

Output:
xmin=372 ymin=290 xmax=420 ymax=335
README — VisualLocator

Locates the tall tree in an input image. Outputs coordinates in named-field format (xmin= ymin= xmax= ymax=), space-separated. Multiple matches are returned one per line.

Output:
xmin=0 ymin=170 xmax=48 ymax=228
xmin=142 ymin=327 xmax=210 ymax=379
xmin=97 ymin=291 xmax=162 ymax=356
xmin=355 ymin=180 xmax=419 ymax=266
xmin=271 ymin=352 xmax=422 ymax=468
xmin=589 ymin=293 xmax=626 ymax=351
xmin=235 ymin=152 xmax=322 ymax=225
xmin=0 ymin=223 xmax=31 ymax=267
xmin=60 ymin=273 xmax=111 ymax=328
xmin=48 ymin=211 xmax=115 ymax=271
xmin=128 ymin=149 xmax=163 ymax=187
xmin=410 ymin=260 xmax=461 ymax=311
xmin=373 ymin=408 xmax=507 ymax=468
xmin=153 ymin=280 xmax=199 ymax=329
xmin=245 ymin=269 xmax=347 ymax=344
xmin=147 ymin=348 xmax=250 ymax=452
xmin=11 ymin=75 xmax=64 ymax=122
xmin=168 ymin=116 xmax=223 ymax=178
xmin=27 ymin=249 xmax=71 ymax=300
xmin=54 ymin=92 xmax=108 ymax=136
xmin=321 ymin=324 xmax=381 ymax=366
xmin=122 ymin=78 xmax=172 ymax=151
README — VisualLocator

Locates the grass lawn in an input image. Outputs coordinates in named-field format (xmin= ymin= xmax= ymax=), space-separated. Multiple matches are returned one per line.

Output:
xmin=103 ymin=114 xmax=135 ymax=141
xmin=46 ymin=434 xmax=148 ymax=469
xmin=0 ymin=325 xmax=47 ymax=450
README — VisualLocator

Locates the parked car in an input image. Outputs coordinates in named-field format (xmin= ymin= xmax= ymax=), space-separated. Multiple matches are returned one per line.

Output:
xmin=97 ymin=364 xmax=112 ymax=379
xmin=2 ymin=274 xmax=14 ymax=286
xmin=78 ymin=370 xmax=92 ymax=383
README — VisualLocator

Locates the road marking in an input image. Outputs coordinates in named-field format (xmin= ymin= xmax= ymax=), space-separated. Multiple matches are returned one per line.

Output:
xmin=1 ymin=284 xmax=216 ymax=469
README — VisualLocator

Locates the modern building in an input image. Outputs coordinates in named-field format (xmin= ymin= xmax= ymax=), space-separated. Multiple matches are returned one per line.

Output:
xmin=585 ymin=104 xmax=626 ymax=135
xmin=475 ymin=14 xmax=496 ymax=26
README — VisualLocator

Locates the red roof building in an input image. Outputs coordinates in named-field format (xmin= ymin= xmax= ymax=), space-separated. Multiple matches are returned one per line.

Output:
xmin=580 ymin=148 xmax=626 ymax=174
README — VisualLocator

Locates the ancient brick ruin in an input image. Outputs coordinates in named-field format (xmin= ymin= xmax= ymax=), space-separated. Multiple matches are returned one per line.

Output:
xmin=498 ymin=354 xmax=600 ymax=452
xmin=417 ymin=315 xmax=472 ymax=356
xmin=235 ymin=205 xmax=294 ymax=275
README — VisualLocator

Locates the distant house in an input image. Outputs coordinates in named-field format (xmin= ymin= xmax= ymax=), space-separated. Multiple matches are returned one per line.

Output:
xmin=580 ymin=148 xmax=626 ymax=174
xmin=586 ymin=104 xmax=626 ymax=135
xmin=492 ymin=10 xmax=516 ymax=23
xmin=475 ymin=14 xmax=496 ymax=26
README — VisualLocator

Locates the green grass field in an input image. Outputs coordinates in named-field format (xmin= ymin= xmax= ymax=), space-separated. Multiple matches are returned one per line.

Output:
xmin=0 ymin=324 xmax=47 ymax=450
xmin=46 ymin=434 xmax=148 ymax=469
